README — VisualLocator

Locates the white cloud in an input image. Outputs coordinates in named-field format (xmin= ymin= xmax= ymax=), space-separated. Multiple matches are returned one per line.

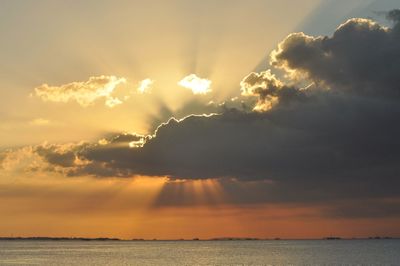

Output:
xmin=178 ymin=74 xmax=212 ymax=95
xmin=137 ymin=79 xmax=153 ymax=94
xmin=105 ymin=97 xmax=123 ymax=108
xmin=34 ymin=75 xmax=126 ymax=108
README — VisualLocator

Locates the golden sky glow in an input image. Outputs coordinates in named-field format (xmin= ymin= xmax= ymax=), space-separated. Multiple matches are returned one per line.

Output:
xmin=1 ymin=172 xmax=399 ymax=239
xmin=1 ymin=0 xmax=400 ymax=239
xmin=0 ymin=0 xmax=326 ymax=147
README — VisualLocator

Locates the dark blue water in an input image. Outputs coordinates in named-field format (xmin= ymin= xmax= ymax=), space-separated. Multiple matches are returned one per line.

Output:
xmin=0 ymin=240 xmax=399 ymax=265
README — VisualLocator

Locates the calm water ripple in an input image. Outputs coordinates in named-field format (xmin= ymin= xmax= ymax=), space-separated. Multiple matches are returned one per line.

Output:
xmin=0 ymin=240 xmax=399 ymax=265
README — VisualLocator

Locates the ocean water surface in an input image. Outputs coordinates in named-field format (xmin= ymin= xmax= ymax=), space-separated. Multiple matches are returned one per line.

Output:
xmin=0 ymin=239 xmax=399 ymax=265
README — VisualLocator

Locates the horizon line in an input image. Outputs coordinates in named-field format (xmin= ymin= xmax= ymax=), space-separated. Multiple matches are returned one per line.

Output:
xmin=1 ymin=236 xmax=399 ymax=241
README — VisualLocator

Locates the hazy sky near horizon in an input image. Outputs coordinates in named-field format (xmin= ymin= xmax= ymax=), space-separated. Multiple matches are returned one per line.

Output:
xmin=1 ymin=0 xmax=400 ymax=239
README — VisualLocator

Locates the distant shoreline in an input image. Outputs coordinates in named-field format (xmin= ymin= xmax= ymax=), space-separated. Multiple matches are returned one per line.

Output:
xmin=0 ymin=236 xmax=398 ymax=241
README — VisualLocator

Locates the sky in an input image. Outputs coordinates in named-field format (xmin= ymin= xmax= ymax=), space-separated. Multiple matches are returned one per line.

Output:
xmin=1 ymin=0 xmax=400 ymax=239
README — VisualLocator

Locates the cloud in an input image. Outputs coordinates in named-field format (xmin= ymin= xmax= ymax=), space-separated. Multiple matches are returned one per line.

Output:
xmin=178 ymin=74 xmax=212 ymax=95
xmin=34 ymin=75 xmax=126 ymax=107
xmin=387 ymin=9 xmax=400 ymax=23
xmin=33 ymin=13 xmax=400 ymax=177
xmin=270 ymin=16 xmax=400 ymax=98
xmin=0 ymin=146 xmax=42 ymax=172
xmin=240 ymin=70 xmax=306 ymax=111
xmin=35 ymin=144 xmax=78 ymax=168
xmin=74 ymin=99 xmax=400 ymax=183
xmin=136 ymin=79 xmax=153 ymax=94
xmin=12 ymin=11 xmax=400 ymax=217
xmin=104 ymin=97 xmax=123 ymax=108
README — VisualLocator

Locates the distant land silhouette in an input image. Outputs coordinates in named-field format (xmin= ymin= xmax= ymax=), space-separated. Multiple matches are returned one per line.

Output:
xmin=0 ymin=236 xmax=397 ymax=241
xmin=0 ymin=237 xmax=120 ymax=241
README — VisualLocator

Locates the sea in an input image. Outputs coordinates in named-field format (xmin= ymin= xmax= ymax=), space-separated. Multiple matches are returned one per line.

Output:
xmin=0 ymin=239 xmax=399 ymax=265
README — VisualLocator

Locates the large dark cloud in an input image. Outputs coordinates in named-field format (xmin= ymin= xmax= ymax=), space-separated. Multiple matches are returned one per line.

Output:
xmin=36 ymin=145 xmax=77 ymax=168
xmin=75 ymin=94 xmax=400 ymax=207
xmin=77 ymin=97 xmax=400 ymax=181
xmin=33 ymin=12 xmax=400 ymax=216
xmin=271 ymin=15 xmax=400 ymax=98
xmin=387 ymin=9 xmax=400 ymax=23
